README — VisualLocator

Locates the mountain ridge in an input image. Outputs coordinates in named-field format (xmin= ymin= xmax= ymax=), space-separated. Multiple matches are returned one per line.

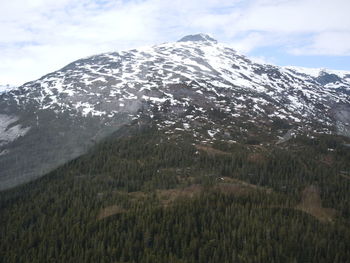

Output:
xmin=0 ymin=34 xmax=350 ymax=190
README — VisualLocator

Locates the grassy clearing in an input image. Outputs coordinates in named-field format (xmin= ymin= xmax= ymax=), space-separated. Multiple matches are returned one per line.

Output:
xmin=97 ymin=205 xmax=126 ymax=220
xmin=296 ymin=185 xmax=337 ymax=223
xmin=195 ymin=145 xmax=231 ymax=156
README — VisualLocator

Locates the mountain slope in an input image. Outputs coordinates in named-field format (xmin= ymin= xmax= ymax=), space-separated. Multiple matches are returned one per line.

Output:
xmin=0 ymin=34 xmax=350 ymax=190
xmin=1 ymin=121 xmax=350 ymax=262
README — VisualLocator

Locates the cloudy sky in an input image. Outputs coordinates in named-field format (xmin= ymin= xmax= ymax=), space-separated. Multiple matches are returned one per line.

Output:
xmin=1 ymin=0 xmax=349 ymax=86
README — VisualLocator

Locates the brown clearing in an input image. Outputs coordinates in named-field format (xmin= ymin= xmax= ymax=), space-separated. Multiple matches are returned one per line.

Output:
xmin=157 ymin=177 xmax=271 ymax=206
xmin=98 ymin=177 xmax=271 ymax=220
xmin=196 ymin=145 xmax=231 ymax=156
xmin=97 ymin=205 xmax=126 ymax=220
xmin=247 ymin=153 xmax=266 ymax=164
xmin=157 ymin=184 xmax=203 ymax=206
xmin=219 ymin=177 xmax=272 ymax=193
xmin=341 ymin=174 xmax=350 ymax=180
xmin=215 ymin=183 xmax=254 ymax=195
xmin=126 ymin=190 xmax=148 ymax=200
xmin=248 ymin=144 xmax=266 ymax=150
xmin=296 ymin=185 xmax=337 ymax=223
xmin=320 ymin=154 xmax=334 ymax=166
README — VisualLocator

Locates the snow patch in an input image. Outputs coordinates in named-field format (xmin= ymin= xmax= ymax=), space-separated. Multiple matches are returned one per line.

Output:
xmin=0 ymin=114 xmax=30 ymax=146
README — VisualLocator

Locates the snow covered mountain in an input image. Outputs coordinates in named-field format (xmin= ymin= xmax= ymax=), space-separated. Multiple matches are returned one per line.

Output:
xmin=1 ymin=34 xmax=350 ymax=190
xmin=0 ymin=85 xmax=16 ymax=94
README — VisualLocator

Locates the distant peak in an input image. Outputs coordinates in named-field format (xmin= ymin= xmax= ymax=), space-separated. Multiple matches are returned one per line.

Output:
xmin=178 ymin=33 xmax=218 ymax=44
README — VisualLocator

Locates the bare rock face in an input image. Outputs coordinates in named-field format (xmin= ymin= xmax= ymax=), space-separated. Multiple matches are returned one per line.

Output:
xmin=0 ymin=34 xmax=349 ymax=190
xmin=178 ymin=33 xmax=218 ymax=43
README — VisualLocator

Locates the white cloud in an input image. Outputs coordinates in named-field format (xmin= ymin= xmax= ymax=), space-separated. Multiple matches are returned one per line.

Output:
xmin=290 ymin=32 xmax=350 ymax=56
xmin=227 ymin=32 xmax=268 ymax=53
xmin=0 ymin=0 xmax=161 ymax=85
xmin=249 ymin=55 xmax=276 ymax=65
xmin=235 ymin=0 xmax=350 ymax=33
xmin=0 ymin=0 xmax=349 ymax=85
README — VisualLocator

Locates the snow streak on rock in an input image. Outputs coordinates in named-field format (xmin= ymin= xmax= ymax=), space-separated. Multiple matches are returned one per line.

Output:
xmin=1 ymin=34 xmax=350 ymax=138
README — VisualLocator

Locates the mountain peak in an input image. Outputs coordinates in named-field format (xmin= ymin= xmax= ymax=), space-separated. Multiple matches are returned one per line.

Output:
xmin=178 ymin=33 xmax=218 ymax=44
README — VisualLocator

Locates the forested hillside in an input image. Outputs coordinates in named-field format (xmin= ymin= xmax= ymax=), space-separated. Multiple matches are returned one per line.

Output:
xmin=1 ymin=122 xmax=350 ymax=262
